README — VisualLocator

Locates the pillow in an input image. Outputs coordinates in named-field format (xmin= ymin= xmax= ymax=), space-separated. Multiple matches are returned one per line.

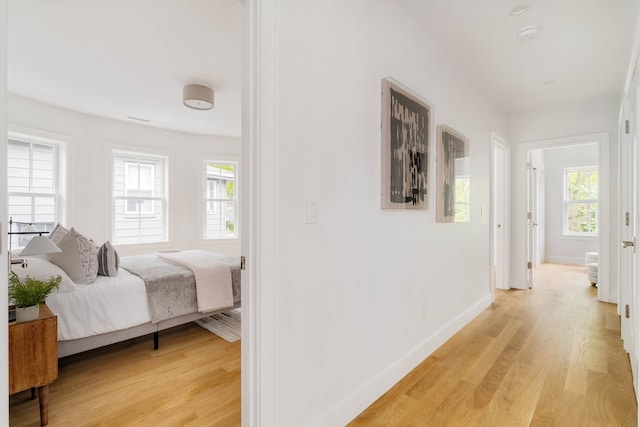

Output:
xmin=47 ymin=227 xmax=99 ymax=284
xmin=98 ymin=241 xmax=119 ymax=277
xmin=48 ymin=223 xmax=69 ymax=244
xmin=13 ymin=258 xmax=75 ymax=293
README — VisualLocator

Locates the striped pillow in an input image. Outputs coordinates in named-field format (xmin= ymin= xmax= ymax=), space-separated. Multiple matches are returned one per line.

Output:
xmin=98 ymin=241 xmax=120 ymax=277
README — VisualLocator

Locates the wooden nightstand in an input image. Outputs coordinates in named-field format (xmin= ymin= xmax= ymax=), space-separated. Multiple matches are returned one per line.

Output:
xmin=9 ymin=304 xmax=58 ymax=426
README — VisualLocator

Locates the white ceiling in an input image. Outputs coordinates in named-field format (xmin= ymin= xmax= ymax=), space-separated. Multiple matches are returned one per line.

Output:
xmin=8 ymin=0 xmax=244 ymax=137
xmin=7 ymin=1 xmax=639 ymax=137
xmin=400 ymin=0 xmax=640 ymax=114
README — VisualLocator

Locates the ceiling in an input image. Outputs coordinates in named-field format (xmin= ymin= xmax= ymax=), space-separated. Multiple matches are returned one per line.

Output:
xmin=400 ymin=0 xmax=640 ymax=114
xmin=8 ymin=0 xmax=244 ymax=137
xmin=7 ymin=1 xmax=639 ymax=138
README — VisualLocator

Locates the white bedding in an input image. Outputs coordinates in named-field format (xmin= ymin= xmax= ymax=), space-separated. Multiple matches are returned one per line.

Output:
xmin=46 ymin=268 xmax=151 ymax=341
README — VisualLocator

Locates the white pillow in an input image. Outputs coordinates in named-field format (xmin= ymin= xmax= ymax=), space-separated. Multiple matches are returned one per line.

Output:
xmin=13 ymin=258 xmax=75 ymax=293
xmin=48 ymin=223 xmax=69 ymax=244
xmin=47 ymin=227 xmax=99 ymax=284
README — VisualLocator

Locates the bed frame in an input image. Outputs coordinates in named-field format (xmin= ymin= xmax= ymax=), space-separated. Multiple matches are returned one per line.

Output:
xmin=58 ymin=302 xmax=241 ymax=358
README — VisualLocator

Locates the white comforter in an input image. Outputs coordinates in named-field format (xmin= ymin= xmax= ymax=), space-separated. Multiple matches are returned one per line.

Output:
xmin=46 ymin=268 xmax=151 ymax=341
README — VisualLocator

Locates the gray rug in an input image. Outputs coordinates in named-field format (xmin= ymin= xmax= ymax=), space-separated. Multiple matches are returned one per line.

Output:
xmin=195 ymin=309 xmax=241 ymax=342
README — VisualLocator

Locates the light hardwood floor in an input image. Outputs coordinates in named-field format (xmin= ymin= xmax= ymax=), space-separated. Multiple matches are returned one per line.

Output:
xmin=349 ymin=263 xmax=638 ymax=426
xmin=10 ymin=264 xmax=637 ymax=426
xmin=9 ymin=323 xmax=241 ymax=426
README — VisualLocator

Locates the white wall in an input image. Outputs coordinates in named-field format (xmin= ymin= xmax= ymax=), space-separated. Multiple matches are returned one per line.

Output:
xmin=252 ymin=1 xmax=508 ymax=425
xmin=7 ymin=94 xmax=241 ymax=257
xmin=509 ymin=96 xmax=620 ymax=300
xmin=543 ymin=144 xmax=599 ymax=265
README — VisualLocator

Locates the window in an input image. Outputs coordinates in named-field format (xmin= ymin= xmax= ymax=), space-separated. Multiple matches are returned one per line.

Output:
xmin=113 ymin=151 xmax=168 ymax=244
xmin=565 ymin=166 xmax=598 ymax=234
xmin=204 ymin=161 xmax=237 ymax=239
xmin=7 ymin=136 xmax=61 ymax=248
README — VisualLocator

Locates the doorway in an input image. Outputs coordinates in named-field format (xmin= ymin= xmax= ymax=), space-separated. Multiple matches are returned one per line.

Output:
xmin=526 ymin=144 xmax=598 ymax=288
xmin=491 ymin=132 xmax=509 ymax=299
xmin=515 ymin=133 xmax=610 ymax=300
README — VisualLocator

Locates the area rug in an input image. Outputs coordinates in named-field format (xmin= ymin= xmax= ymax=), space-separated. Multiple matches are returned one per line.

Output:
xmin=195 ymin=309 xmax=241 ymax=342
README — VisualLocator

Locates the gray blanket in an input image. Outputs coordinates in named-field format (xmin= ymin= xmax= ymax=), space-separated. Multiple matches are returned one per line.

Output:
xmin=120 ymin=255 xmax=197 ymax=322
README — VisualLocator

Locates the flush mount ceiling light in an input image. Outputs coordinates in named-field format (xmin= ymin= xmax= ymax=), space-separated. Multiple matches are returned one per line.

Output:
xmin=183 ymin=84 xmax=214 ymax=110
xmin=510 ymin=5 xmax=530 ymax=16
xmin=517 ymin=25 xmax=539 ymax=40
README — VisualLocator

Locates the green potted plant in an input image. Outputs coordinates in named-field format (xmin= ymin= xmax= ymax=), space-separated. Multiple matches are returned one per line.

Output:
xmin=8 ymin=271 xmax=61 ymax=322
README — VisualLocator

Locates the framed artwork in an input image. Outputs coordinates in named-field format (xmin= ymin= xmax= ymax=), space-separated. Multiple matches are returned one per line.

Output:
xmin=436 ymin=124 xmax=470 ymax=223
xmin=381 ymin=78 xmax=431 ymax=210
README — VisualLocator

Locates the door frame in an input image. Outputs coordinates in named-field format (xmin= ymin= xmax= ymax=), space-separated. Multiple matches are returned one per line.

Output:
xmin=490 ymin=131 xmax=510 ymax=299
xmin=1 ymin=1 xmax=9 ymax=424
xmin=243 ymin=1 xmax=277 ymax=425
xmin=514 ymin=132 xmax=610 ymax=300
xmin=619 ymin=93 xmax=637 ymax=390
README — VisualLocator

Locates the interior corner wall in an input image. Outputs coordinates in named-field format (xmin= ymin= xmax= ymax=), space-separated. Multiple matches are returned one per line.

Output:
xmin=508 ymin=96 xmax=620 ymax=298
xmin=7 ymin=94 xmax=241 ymax=257
xmin=257 ymin=1 xmax=508 ymax=426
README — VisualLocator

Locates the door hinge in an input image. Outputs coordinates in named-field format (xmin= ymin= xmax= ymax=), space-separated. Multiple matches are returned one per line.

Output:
xmin=527 ymin=261 xmax=532 ymax=269
xmin=625 ymin=304 xmax=630 ymax=319
xmin=626 ymin=119 xmax=630 ymax=134
xmin=626 ymin=212 xmax=630 ymax=227
xmin=527 ymin=212 xmax=532 ymax=220
xmin=240 ymin=256 xmax=246 ymax=270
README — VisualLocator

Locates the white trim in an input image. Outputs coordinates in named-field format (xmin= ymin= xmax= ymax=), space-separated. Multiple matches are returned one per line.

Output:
xmin=544 ymin=255 xmax=588 ymax=266
xmin=514 ymin=133 xmax=611 ymax=302
xmin=243 ymin=1 xmax=278 ymax=425
xmin=562 ymin=165 xmax=599 ymax=235
xmin=309 ymin=294 xmax=492 ymax=427
xmin=111 ymin=149 xmax=169 ymax=245
xmin=202 ymin=159 xmax=240 ymax=240
xmin=0 ymin=2 xmax=9 ymax=424
xmin=7 ymin=127 xmax=67 ymax=226
xmin=490 ymin=131 xmax=510 ymax=297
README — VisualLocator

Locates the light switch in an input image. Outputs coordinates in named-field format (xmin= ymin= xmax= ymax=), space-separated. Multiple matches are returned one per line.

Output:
xmin=305 ymin=200 xmax=319 ymax=224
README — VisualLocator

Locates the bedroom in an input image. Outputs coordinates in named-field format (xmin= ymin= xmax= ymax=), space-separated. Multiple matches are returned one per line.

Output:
xmin=3 ymin=1 xmax=640 ymax=426
xmin=5 ymin=0 xmax=245 ymax=425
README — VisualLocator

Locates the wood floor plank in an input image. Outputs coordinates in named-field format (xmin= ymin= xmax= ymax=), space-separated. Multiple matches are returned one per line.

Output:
xmin=349 ymin=263 xmax=638 ymax=426
xmin=9 ymin=323 xmax=241 ymax=427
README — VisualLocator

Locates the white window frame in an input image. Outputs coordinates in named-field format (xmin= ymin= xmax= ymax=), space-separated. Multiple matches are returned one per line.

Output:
xmin=564 ymin=165 xmax=598 ymax=236
xmin=203 ymin=160 xmax=238 ymax=240
xmin=112 ymin=150 xmax=168 ymax=245
xmin=124 ymin=161 xmax=156 ymax=215
xmin=7 ymin=129 xmax=65 ymax=248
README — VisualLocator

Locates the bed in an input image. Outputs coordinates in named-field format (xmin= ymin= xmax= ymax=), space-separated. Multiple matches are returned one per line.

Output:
xmin=13 ymin=234 xmax=240 ymax=358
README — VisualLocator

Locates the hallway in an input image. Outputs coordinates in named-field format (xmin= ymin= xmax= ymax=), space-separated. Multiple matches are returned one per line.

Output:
xmin=349 ymin=263 xmax=637 ymax=426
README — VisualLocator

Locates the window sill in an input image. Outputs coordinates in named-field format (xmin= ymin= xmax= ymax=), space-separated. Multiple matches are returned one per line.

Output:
xmin=561 ymin=234 xmax=598 ymax=241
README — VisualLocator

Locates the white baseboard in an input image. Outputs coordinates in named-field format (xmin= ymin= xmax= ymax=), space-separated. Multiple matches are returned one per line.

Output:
xmin=309 ymin=294 xmax=493 ymax=427
xmin=544 ymin=255 xmax=585 ymax=266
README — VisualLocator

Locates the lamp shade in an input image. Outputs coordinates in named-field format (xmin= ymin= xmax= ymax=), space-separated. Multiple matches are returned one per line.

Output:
xmin=22 ymin=224 xmax=39 ymax=233
xmin=19 ymin=236 xmax=62 ymax=256
xmin=183 ymin=84 xmax=214 ymax=110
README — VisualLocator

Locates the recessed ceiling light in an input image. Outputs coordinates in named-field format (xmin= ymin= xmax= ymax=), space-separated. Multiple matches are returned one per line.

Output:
xmin=510 ymin=5 xmax=530 ymax=16
xmin=517 ymin=25 xmax=539 ymax=40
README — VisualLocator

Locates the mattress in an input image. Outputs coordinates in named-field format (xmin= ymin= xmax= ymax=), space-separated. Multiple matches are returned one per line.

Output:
xmin=42 ymin=253 xmax=241 ymax=341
